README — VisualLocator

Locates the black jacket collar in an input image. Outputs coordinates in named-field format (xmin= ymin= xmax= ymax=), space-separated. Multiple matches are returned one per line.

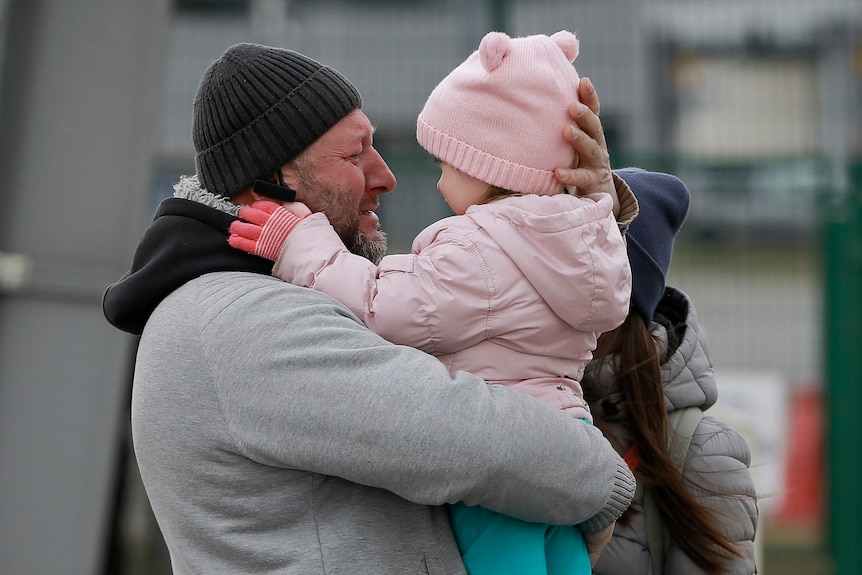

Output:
xmin=102 ymin=197 xmax=273 ymax=335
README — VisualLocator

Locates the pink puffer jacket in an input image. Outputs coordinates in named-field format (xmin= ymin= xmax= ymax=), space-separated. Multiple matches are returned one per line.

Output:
xmin=274 ymin=192 xmax=631 ymax=420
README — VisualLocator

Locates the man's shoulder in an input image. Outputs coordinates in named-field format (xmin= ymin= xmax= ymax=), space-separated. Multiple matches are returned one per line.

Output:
xmin=156 ymin=272 xmax=356 ymax=327
xmin=184 ymin=270 xmax=286 ymax=296
xmin=214 ymin=270 xmax=355 ymax=305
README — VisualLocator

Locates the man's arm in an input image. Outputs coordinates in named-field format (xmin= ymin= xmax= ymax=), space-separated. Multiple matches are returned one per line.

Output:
xmin=211 ymin=278 xmax=634 ymax=530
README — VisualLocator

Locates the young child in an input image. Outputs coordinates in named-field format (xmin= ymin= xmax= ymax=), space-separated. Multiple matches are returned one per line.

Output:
xmin=230 ymin=31 xmax=632 ymax=575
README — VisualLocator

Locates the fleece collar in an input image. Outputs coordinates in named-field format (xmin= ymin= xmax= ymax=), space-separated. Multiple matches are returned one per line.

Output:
xmin=102 ymin=176 xmax=273 ymax=335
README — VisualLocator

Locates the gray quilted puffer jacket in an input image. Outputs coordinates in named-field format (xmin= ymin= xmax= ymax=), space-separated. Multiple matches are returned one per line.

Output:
xmin=582 ymin=286 xmax=759 ymax=575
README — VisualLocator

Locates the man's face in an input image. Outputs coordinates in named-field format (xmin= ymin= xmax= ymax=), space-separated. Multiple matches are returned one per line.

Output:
xmin=284 ymin=110 xmax=396 ymax=264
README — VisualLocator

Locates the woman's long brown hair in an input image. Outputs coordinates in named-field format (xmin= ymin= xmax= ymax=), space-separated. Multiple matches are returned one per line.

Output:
xmin=591 ymin=313 xmax=745 ymax=574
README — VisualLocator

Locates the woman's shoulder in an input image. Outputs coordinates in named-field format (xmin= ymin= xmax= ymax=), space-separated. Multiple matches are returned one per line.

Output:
xmin=689 ymin=414 xmax=754 ymax=475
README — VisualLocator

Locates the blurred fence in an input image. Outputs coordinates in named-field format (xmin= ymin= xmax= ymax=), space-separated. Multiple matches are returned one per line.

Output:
xmin=130 ymin=2 xmax=862 ymax=574
xmin=2 ymin=0 xmax=859 ymax=574
xmin=142 ymin=1 xmax=862 ymax=574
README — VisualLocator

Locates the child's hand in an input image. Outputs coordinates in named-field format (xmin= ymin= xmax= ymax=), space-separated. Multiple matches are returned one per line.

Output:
xmin=228 ymin=200 xmax=311 ymax=261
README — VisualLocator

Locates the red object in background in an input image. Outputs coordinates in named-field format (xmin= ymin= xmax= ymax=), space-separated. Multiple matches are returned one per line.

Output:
xmin=777 ymin=386 xmax=824 ymax=525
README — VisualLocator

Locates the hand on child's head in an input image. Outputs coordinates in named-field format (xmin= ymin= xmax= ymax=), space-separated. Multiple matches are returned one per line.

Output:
xmin=577 ymin=77 xmax=600 ymax=115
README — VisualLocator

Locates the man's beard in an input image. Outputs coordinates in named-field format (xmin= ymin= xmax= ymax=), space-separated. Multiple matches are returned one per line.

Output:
xmin=343 ymin=228 xmax=387 ymax=265
xmin=293 ymin=166 xmax=388 ymax=264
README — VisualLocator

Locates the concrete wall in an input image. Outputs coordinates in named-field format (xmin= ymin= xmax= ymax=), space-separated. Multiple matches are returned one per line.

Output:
xmin=0 ymin=1 xmax=170 ymax=573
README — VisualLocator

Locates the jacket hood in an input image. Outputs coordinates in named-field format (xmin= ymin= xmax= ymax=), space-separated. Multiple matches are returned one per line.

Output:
xmin=465 ymin=192 xmax=629 ymax=333
xmin=582 ymin=286 xmax=718 ymax=419
xmin=102 ymin=176 xmax=273 ymax=335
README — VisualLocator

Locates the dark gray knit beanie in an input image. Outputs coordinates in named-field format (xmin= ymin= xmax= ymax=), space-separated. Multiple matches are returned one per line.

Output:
xmin=193 ymin=43 xmax=362 ymax=199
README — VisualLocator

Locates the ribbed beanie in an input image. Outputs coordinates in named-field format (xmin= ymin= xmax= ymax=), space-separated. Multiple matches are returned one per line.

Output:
xmin=193 ymin=43 xmax=362 ymax=199
xmin=417 ymin=31 xmax=581 ymax=196
xmin=616 ymin=168 xmax=691 ymax=324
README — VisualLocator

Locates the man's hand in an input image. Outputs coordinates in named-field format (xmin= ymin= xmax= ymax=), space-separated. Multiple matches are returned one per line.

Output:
xmin=556 ymin=77 xmax=619 ymax=215
xmin=584 ymin=521 xmax=615 ymax=567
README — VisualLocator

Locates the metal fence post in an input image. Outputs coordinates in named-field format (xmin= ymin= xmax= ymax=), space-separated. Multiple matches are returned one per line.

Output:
xmin=824 ymin=167 xmax=862 ymax=574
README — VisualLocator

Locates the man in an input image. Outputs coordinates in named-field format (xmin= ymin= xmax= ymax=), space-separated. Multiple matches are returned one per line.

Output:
xmin=103 ymin=43 xmax=635 ymax=575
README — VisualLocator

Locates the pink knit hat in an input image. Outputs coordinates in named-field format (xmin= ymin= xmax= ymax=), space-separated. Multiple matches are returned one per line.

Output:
xmin=417 ymin=30 xmax=581 ymax=196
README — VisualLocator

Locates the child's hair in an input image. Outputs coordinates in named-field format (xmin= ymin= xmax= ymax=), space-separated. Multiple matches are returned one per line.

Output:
xmin=482 ymin=185 xmax=521 ymax=204
xmin=591 ymin=312 xmax=746 ymax=575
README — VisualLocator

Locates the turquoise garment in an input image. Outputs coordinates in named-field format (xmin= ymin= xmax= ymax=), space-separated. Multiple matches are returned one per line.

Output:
xmin=448 ymin=502 xmax=590 ymax=575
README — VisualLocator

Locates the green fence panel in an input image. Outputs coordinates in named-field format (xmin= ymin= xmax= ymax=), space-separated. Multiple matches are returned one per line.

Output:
xmin=825 ymin=166 xmax=862 ymax=575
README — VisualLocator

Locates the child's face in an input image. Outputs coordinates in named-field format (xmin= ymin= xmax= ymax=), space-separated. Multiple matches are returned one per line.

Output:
xmin=436 ymin=162 xmax=489 ymax=215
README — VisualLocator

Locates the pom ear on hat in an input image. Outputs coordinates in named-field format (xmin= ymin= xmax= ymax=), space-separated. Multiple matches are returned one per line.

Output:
xmin=615 ymin=168 xmax=691 ymax=324
xmin=550 ymin=30 xmax=579 ymax=62
xmin=476 ymin=30 xmax=579 ymax=73
xmin=478 ymin=31 xmax=512 ymax=72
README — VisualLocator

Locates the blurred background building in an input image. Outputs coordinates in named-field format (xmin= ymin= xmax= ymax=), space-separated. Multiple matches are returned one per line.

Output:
xmin=0 ymin=0 xmax=860 ymax=574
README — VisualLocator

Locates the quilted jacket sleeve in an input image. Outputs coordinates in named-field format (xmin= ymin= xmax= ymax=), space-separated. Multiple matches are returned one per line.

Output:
xmin=665 ymin=415 xmax=759 ymax=575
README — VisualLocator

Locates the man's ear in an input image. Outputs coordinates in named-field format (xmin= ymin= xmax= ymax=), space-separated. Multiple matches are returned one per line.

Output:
xmin=253 ymin=179 xmax=297 ymax=202
xmin=231 ymin=186 xmax=261 ymax=206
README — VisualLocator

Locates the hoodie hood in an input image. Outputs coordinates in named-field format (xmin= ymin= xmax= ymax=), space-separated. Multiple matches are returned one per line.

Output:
xmin=466 ymin=192 xmax=630 ymax=333
xmin=102 ymin=176 xmax=273 ymax=335
xmin=582 ymin=286 xmax=718 ymax=420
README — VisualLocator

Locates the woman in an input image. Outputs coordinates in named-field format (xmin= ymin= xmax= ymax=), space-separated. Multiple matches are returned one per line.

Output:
xmin=582 ymin=168 xmax=759 ymax=575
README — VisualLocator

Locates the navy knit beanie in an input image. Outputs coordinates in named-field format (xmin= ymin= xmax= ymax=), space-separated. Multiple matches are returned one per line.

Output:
xmin=615 ymin=168 xmax=691 ymax=324
xmin=193 ymin=43 xmax=362 ymax=199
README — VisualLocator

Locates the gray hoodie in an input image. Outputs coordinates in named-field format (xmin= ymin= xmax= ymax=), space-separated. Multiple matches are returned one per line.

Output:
xmin=110 ymin=179 xmax=636 ymax=575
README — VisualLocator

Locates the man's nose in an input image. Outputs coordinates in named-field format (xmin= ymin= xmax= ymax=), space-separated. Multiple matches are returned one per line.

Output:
xmin=366 ymin=147 xmax=397 ymax=196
